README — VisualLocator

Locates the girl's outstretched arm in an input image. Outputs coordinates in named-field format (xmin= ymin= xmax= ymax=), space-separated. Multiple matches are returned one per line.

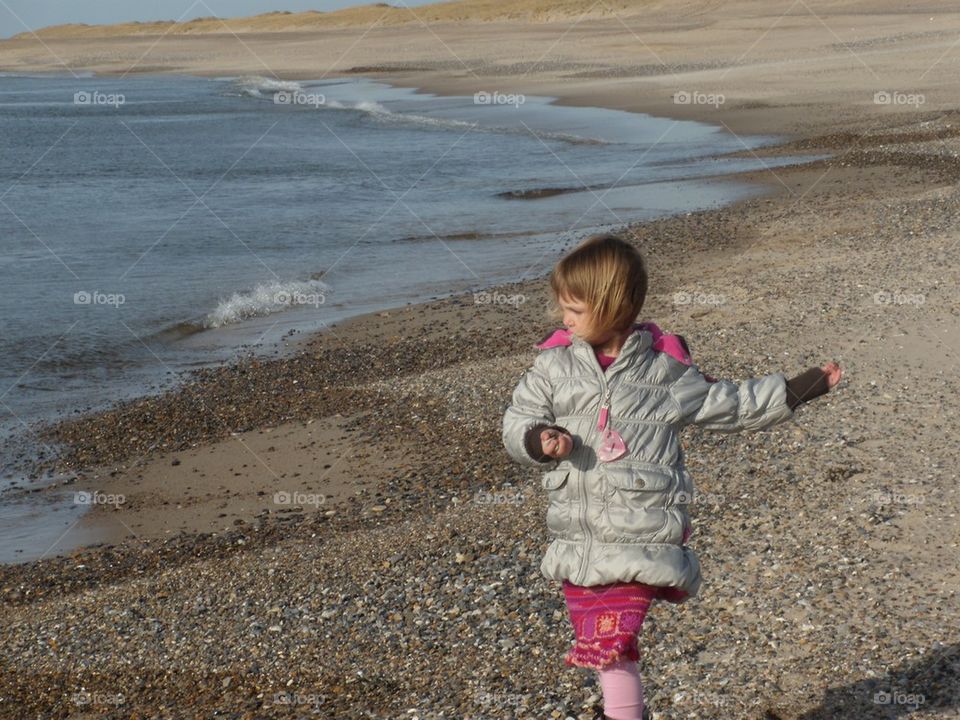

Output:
xmin=669 ymin=361 xmax=839 ymax=432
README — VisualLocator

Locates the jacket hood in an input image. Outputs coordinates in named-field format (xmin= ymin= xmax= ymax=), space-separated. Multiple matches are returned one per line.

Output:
xmin=535 ymin=321 xmax=693 ymax=366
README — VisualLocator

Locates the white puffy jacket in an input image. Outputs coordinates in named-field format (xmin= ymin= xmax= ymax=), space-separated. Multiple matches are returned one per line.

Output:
xmin=502 ymin=323 xmax=800 ymax=595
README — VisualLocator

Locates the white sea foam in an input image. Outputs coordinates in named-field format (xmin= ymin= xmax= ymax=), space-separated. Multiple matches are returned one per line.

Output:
xmin=204 ymin=278 xmax=330 ymax=328
xmin=228 ymin=75 xmax=305 ymax=98
xmin=224 ymin=78 xmax=610 ymax=144
xmin=334 ymin=101 xmax=609 ymax=143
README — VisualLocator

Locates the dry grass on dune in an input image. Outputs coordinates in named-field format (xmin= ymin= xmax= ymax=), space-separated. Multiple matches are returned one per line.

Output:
xmin=10 ymin=0 xmax=661 ymax=40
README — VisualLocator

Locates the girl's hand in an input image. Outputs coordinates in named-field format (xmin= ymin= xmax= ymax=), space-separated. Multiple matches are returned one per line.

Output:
xmin=540 ymin=428 xmax=573 ymax=459
xmin=822 ymin=361 xmax=843 ymax=388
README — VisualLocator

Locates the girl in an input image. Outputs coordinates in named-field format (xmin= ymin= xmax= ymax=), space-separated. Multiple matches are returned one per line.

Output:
xmin=501 ymin=234 xmax=841 ymax=720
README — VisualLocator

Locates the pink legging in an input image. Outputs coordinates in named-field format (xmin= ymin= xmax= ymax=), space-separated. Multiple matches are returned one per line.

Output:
xmin=597 ymin=658 xmax=645 ymax=720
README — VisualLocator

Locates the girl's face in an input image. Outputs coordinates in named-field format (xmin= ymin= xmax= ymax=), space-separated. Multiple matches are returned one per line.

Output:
xmin=559 ymin=293 xmax=597 ymax=341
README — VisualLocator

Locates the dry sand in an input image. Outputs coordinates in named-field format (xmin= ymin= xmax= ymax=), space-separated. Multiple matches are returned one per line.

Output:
xmin=1 ymin=0 xmax=959 ymax=717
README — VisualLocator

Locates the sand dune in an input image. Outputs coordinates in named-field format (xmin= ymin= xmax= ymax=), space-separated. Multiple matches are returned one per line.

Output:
xmin=12 ymin=0 xmax=660 ymax=39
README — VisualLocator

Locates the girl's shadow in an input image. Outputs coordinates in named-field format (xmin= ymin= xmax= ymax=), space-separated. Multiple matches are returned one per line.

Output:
xmin=785 ymin=642 xmax=959 ymax=719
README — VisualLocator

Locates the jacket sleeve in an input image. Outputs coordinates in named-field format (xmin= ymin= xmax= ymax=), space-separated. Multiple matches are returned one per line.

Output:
xmin=502 ymin=352 xmax=561 ymax=467
xmin=669 ymin=362 xmax=794 ymax=432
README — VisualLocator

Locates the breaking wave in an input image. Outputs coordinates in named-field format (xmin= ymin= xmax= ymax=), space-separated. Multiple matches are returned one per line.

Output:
xmin=203 ymin=278 xmax=331 ymax=328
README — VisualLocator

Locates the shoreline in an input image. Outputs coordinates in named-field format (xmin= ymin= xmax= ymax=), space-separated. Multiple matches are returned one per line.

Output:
xmin=6 ymin=123 xmax=954 ymax=569
xmin=0 ymin=70 xmax=810 ymax=564
xmin=3 ymin=64 xmax=957 ymax=568
xmin=28 ymin=174 xmax=798 ymax=555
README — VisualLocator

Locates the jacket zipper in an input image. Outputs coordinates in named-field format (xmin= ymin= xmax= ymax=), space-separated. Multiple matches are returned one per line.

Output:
xmin=573 ymin=336 xmax=630 ymax=584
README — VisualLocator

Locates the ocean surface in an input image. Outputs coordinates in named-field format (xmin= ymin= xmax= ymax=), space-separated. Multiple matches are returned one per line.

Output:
xmin=0 ymin=72 xmax=810 ymax=562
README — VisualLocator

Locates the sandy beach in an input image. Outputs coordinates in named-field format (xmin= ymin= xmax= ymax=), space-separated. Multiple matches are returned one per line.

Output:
xmin=2 ymin=0 xmax=960 ymax=717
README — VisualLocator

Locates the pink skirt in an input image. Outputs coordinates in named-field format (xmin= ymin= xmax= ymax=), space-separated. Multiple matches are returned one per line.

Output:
xmin=561 ymin=580 xmax=688 ymax=670
xmin=562 ymin=529 xmax=694 ymax=670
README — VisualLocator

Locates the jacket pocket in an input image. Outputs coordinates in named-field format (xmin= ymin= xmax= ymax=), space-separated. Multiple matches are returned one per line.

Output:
xmin=601 ymin=466 xmax=671 ymax=538
xmin=541 ymin=469 xmax=571 ymax=536
xmin=602 ymin=464 xmax=674 ymax=492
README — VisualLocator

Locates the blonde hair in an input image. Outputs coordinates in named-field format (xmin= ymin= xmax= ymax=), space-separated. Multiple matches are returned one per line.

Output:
xmin=548 ymin=234 xmax=648 ymax=340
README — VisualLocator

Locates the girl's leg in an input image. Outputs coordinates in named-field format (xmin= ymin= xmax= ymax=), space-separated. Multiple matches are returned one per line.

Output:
xmin=597 ymin=658 xmax=645 ymax=720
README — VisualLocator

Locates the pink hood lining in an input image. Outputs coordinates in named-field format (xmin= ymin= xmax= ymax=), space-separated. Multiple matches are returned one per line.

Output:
xmin=535 ymin=322 xmax=692 ymax=365
xmin=534 ymin=322 xmax=718 ymax=382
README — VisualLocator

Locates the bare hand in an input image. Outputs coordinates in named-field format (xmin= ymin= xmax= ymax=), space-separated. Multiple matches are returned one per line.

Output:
xmin=540 ymin=428 xmax=573 ymax=459
xmin=822 ymin=361 xmax=843 ymax=388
